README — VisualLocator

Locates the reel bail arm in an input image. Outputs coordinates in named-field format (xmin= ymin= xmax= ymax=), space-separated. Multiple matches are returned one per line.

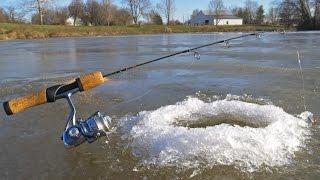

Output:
xmin=61 ymin=90 xmax=112 ymax=148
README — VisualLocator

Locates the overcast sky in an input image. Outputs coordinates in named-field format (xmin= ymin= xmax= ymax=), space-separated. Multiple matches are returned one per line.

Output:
xmin=0 ymin=0 xmax=273 ymax=21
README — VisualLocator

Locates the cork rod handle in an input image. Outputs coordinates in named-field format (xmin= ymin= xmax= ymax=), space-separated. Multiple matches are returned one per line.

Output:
xmin=3 ymin=90 xmax=47 ymax=115
xmin=3 ymin=71 xmax=108 ymax=116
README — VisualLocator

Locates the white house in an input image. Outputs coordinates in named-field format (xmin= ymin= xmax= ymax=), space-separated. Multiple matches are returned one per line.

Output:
xmin=188 ymin=11 xmax=243 ymax=26
xmin=66 ymin=17 xmax=83 ymax=26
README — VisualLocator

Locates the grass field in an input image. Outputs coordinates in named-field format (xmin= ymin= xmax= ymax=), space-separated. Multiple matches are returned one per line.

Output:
xmin=0 ymin=23 xmax=284 ymax=40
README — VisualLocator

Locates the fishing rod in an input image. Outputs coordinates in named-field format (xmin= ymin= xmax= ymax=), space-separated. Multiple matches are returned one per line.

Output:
xmin=3 ymin=32 xmax=260 ymax=148
xmin=103 ymin=32 xmax=257 ymax=77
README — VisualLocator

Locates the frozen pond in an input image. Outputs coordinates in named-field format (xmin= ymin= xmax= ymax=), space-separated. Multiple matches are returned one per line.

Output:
xmin=0 ymin=32 xmax=319 ymax=179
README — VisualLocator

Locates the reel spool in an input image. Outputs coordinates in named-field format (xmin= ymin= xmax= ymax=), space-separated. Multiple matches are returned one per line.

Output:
xmin=61 ymin=91 xmax=112 ymax=148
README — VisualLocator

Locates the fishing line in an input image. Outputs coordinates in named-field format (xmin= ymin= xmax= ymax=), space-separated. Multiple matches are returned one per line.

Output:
xmin=275 ymin=33 xmax=310 ymax=113
xmin=297 ymin=50 xmax=307 ymax=111
xmin=109 ymin=89 xmax=153 ymax=110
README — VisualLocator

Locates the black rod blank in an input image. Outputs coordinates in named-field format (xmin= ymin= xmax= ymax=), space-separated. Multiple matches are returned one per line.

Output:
xmin=103 ymin=33 xmax=257 ymax=78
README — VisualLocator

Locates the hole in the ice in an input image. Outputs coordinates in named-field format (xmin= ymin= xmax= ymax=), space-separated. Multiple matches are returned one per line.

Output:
xmin=174 ymin=114 xmax=269 ymax=129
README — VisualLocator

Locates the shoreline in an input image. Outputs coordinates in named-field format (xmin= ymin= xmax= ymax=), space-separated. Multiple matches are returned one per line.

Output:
xmin=0 ymin=23 xmax=288 ymax=41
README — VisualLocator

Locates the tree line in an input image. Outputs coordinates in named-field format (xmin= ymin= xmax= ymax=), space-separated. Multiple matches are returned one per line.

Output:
xmin=270 ymin=0 xmax=320 ymax=29
xmin=195 ymin=0 xmax=319 ymax=29
xmin=230 ymin=0 xmax=265 ymax=25
xmin=0 ymin=0 xmax=177 ymax=26
xmin=1 ymin=0 xmax=319 ymax=29
xmin=233 ymin=0 xmax=319 ymax=29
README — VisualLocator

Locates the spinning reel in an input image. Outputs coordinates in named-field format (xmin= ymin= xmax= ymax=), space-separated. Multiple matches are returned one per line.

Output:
xmin=61 ymin=91 xmax=112 ymax=148
xmin=3 ymin=71 xmax=113 ymax=148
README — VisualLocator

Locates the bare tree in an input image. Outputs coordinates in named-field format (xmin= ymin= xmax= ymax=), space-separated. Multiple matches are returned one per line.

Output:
xmin=35 ymin=0 xmax=47 ymax=25
xmin=114 ymin=8 xmax=132 ymax=25
xmin=83 ymin=0 xmax=104 ymax=26
xmin=0 ymin=8 xmax=8 ymax=23
xmin=275 ymin=0 xmax=316 ymax=27
xmin=315 ymin=0 xmax=320 ymax=28
xmin=277 ymin=0 xmax=301 ymax=27
xmin=102 ymin=0 xmax=114 ymax=26
xmin=209 ymin=0 xmax=225 ymax=26
xmin=36 ymin=0 xmax=50 ymax=25
xmin=255 ymin=5 xmax=265 ymax=24
xmin=232 ymin=7 xmax=250 ymax=24
xmin=1 ymin=1 xmax=27 ymax=23
xmin=244 ymin=0 xmax=258 ymax=24
xmin=278 ymin=0 xmax=294 ymax=26
xmin=21 ymin=0 xmax=54 ymax=25
xmin=147 ymin=10 xmax=163 ymax=24
xmin=157 ymin=0 xmax=175 ymax=25
xmin=267 ymin=7 xmax=279 ymax=24
xmin=5 ymin=6 xmax=15 ymax=22
xmin=31 ymin=7 xmax=68 ymax=25
xmin=123 ymin=0 xmax=151 ymax=25
xmin=298 ymin=0 xmax=312 ymax=26
xmin=68 ymin=0 xmax=84 ymax=26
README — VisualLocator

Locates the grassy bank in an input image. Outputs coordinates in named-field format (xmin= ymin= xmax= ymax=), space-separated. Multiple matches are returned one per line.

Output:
xmin=0 ymin=23 xmax=284 ymax=40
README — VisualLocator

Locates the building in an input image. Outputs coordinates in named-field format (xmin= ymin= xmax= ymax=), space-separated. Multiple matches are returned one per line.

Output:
xmin=66 ymin=17 xmax=83 ymax=26
xmin=188 ymin=11 xmax=243 ymax=26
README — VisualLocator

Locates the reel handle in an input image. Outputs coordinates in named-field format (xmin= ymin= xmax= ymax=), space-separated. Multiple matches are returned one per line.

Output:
xmin=3 ymin=71 xmax=108 ymax=115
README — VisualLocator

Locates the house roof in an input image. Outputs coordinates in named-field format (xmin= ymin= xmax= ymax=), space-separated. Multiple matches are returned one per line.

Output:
xmin=196 ymin=10 xmax=242 ymax=20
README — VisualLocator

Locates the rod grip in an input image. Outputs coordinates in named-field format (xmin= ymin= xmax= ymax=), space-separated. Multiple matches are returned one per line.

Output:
xmin=3 ymin=89 xmax=47 ymax=115
xmin=3 ymin=71 xmax=108 ymax=116
xmin=76 ymin=71 xmax=107 ymax=92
